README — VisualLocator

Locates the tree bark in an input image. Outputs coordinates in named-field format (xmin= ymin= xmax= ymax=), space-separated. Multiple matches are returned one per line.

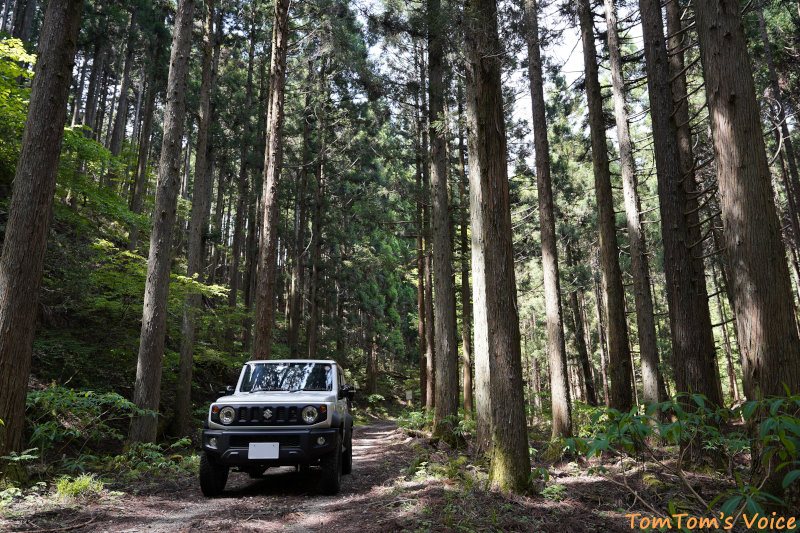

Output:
xmin=418 ymin=50 xmax=435 ymax=412
xmin=640 ymin=0 xmax=722 ymax=406
xmin=71 ymin=55 xmax=87 ymax=127
xmin=109 ymin=9 xmax=137 ymax=160
xmin=253 ymin=0 xmax=291 ymax=359
xmin=525 ymin=0 xmax=572 ymax=437
xmin=307 ymin=61 xmax=327 ymax=360
xmin=464 ymin=0 xmax=531 ymax=491
xmin=229 ymin=9 xmax=256 ymax=341
xmin=128 ymin=69 xmax=156 ymax=251
xmin=604 ymin=0 xmax=660 ymax=408
xmin=129 ymin=0 xmax=196 ymax=443
xmin=577 ymin=0 xmax=633 ymax=411
xmin=694 ymin=0 xmax=800 ymax=399
xmin=566 ymin=245 xmax=597 ymax=406
xmin=457 ymin=95 xmax=473 ymax=416
xmin=0 ymin=0 xmax=82 ymax=458
xmin=428 ymin=0 xmax=458 ymax=443
xmin=174 ymin=0 xmax=215 ymax=438
xmin=415 ymin=48 xmax=427 ymax=407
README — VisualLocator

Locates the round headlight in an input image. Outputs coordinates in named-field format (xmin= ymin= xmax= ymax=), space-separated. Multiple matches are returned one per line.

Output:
xmin=301 ymin=406 xmax=318 ymax=424
xmin=219 ymin=406 xmax=236 ymax=425
xmin=263 ymin=408 xmax=273 ymax=420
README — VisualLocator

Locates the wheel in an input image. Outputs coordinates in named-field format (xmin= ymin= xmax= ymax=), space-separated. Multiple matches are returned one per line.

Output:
xmin=199 ymin=451 xmax=229 ymax=497
xmin=341 ymin=429 xmax=353 ymax=475
xmin=319 ymin=434 xmax=342 ymax=495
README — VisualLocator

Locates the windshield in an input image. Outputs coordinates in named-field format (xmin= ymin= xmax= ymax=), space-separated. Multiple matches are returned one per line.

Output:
xmin=239 ymin=362 xmax=334 ymax=392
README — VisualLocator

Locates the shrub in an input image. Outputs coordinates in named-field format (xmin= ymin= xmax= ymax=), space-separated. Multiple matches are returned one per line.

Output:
xmin=55 ymin=473 xmax=104 ymax=501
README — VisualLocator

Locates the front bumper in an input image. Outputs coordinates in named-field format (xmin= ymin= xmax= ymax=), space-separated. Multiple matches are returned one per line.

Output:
xmin=201 ymin=428 xmax=338 ymax=466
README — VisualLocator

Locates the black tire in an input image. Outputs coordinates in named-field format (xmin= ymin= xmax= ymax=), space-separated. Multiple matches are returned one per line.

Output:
xmin=319 ymin=434 xmax=342 ymax=495
xmin=199 ymin=451 xmax=229 ymax=497
xmin=341 ymin=429 xmax=353 ymax=475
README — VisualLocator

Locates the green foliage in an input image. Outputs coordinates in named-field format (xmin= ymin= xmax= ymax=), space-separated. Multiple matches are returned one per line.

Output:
xmin=540 ymin=483 xmax=567 ymax=502
xmin=0 ymin=38 xmax=34 ymax=192
xmin=25 ymin=385 xmax=151 ymax=459
xmin=55 ymin=473 xmax=104 ymax=501
xmin=569 ymin=393 xmax=800 ymax=512
xmin=398 ymin=408 xmax=433 ymax=431
xmin=106 ymin=438 xmax=198 ymax=479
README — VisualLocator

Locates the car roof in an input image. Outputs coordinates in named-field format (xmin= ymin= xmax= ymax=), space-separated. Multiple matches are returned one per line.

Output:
xmin=245 ymin=359 xmax=338 ymax=365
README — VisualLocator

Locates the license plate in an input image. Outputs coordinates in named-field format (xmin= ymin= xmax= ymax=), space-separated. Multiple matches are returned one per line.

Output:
xmin=248 ymin=442 xmax=279 ymax=459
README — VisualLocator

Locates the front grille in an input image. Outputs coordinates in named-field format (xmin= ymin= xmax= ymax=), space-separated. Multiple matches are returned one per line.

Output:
xmin=213 ymin=404 xmax=326 ymax=426
xmin=230 ymin=434 xmax=302 ymax=448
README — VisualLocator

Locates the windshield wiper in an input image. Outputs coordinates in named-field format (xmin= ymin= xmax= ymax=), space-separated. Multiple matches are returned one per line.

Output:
xmin=249 ymin=388 xmax=281 ymax=393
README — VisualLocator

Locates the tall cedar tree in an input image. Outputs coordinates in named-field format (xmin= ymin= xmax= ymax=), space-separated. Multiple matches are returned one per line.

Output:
xmin=693 ymin=1 xmax=800 ymax=400
xmin=604 ymin=0 xmax=660 ymax=407
xmin=175 ymin=0 xmax=216 ymax=437
xmin=230 ymin=8 xmax=257 ymax=339
xmin=464 ymin=0 xmax=531 ymax=491
xmin=0 ymin=0 xmax=83 ymax=458
xmin=637 ymin=0 xmax=722 ymax=406
xmin=253 ymin=0 xmax=291 ymax=358
xmin=428 ymin=0 xmax=459 ymax=442
xmin=576 ymin=0 xmax=633 ymax=411
xmin=129 ymin=0 xmax=196 ymax=443
xmin=457 ymin=95 xmax=473 ymax=415
xmin=523 ymin=0 xmax=572 ymax=437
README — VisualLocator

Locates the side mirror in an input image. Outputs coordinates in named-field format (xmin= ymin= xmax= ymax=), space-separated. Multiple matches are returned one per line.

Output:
xmin=340 ymin=384 xmax=355 ymax=401
xmin=217 ymin=385 xmax=235 ymax=396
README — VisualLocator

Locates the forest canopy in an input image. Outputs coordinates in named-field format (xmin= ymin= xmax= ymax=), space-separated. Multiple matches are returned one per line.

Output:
xmin=0 ymin=0 xmax=798 ymax=526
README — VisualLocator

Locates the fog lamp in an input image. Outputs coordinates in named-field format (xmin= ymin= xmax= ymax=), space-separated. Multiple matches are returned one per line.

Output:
xmin=317 ymin=436 xmax=326 ymax=446
xmin=209 ymin=437 xmax=217 ymax=447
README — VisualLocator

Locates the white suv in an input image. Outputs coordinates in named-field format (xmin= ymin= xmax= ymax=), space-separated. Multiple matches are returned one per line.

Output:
xmin=199 ymin=359 xmax=355 ymax=496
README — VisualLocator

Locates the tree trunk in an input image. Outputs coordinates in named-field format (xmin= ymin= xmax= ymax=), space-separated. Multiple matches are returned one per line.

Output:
xmin=759 ymin=6 xmax=800 ymax=236
xmin=591 ymin=250 xmax=611 ymax=406
xmin=577 ymin=0 xmax=633 ymax=411
xmin=110 ymin=10 xmax=137 ymax=160
xmin=0 ymin=0 xmax=11 ymax=34
xmin=464 ymin=0 xmax=530 ymax=491
xmin=288 ymin=66 xmax=312 ymax=357
xmin=174 ymin=0 xmax=215 ymax=438
xmin=603 ymin=0 xmax=661 ymax=408
xmin=82 ymin=41 xmax=106 ymax=135
xmin=71 ymin=55 xmax=87 ymax=127
xmin=428 ymin=0 xmax=458 ymax=443
xmin=566 ymin=246 xmax=597 ymax=406
xmin=128 ymin=72 xmax=156 ymax=251
xmin=639 ymin=0 xmax=723 ymax=406
xmin=129 ymin=0 xmax=195 ymax=444
xmin=307 ymin=61 xmax=327 ymax=360
xmin=418 ymin=50 xmax=435 ymax=413
xmin=253 ymin=0 xmax=290 ymax=359
xmin=457 ymin=95 xmax=473 ymax=416
xmin=694 ymin=0 xmax=800 ymax=399
xmin=524 ymin=0 xmax=572 ymax=436
xmin=415 ymin=47 xmax=427 ymax=407
xmin=0 ymin=0 xmax=82 ymax=458
xmin=228 ymin=9 xmax=256 ymax=343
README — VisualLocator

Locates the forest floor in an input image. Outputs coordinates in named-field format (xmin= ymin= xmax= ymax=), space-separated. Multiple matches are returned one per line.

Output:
xmin=0 ymin=421 xmax=738 ymax=532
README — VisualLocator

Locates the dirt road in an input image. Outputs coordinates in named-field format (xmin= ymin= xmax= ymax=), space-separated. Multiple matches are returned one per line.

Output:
xmin=6 ymin=423 xmax=416 ymax=533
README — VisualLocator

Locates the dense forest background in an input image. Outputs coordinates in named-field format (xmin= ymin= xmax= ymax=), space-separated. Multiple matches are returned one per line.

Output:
xmin=0 ymin=0 xmax=799 ymax=523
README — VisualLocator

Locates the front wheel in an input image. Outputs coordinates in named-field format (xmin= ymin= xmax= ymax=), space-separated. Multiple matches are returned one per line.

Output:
xmin=319 ymin=434 xmax=342 ymax=495
xmin=341 ymin=429 xmax=353 ymax=475
xmin=199 ymin=451 xmax=229 ymax=497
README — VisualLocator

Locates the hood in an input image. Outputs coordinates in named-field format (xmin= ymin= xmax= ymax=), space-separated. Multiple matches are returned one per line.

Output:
xmin=214 ymin=390 xmax=337 ymax=404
